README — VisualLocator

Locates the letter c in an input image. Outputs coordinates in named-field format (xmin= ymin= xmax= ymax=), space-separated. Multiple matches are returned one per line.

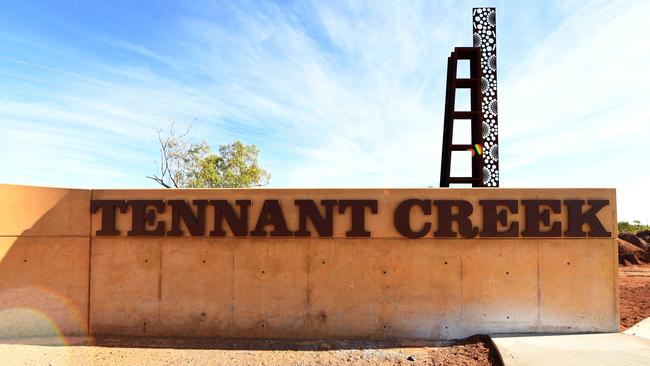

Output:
xmin=394 ymin=199 xmax=432 ymax=238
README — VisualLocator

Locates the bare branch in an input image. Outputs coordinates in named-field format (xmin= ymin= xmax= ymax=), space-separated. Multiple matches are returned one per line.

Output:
xmin=146 ymin=175 xmax=171 ymax=188
xmin=148 ymin=118 xmax=203 ymax=188
xmin=177 ymin=118 xmax=197 ymax=139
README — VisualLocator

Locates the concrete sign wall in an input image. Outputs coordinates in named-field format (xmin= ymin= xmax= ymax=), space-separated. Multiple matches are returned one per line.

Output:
xmin=0 ymin=184 xmax=618 ymax=340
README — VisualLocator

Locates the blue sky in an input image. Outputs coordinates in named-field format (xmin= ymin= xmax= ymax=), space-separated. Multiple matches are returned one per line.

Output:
xmin=0 ymin=0 xmax=648 ymax=222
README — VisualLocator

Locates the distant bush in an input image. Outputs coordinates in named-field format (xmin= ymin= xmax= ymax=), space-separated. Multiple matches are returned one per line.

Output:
xmin=619 ymin=220 xmax=649 ymax=234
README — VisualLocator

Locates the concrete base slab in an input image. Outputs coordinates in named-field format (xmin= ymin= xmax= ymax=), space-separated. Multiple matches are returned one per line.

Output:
xmin=490 ymin=333 xmax=650 ymax=366
xmin=625 ymin=318 xmax=650 ymax=340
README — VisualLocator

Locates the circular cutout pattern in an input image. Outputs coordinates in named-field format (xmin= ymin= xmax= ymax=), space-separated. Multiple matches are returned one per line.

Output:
xmin=474 ymin=7 xmax=499 ymax=186
xmin=482 ymin=121 xmax=491 ymax=138
xmin=489 ymin=99 xmax=498 ymax=115
xmin=489 ymin=144 xmax=499 ymax=161
xmin=473 ymin=33 xmax=482 ymax=47
xmin=482 ymin=167 xmax=491 ymax=185
xmin=488 ymin=55 xmax=497 ymax=71
xmin=488 ymin=10 xmax=496 ymax=26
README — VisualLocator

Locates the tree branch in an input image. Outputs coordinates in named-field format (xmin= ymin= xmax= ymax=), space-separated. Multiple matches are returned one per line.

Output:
xmin=146 ymin=175 xmax=171 ymax=188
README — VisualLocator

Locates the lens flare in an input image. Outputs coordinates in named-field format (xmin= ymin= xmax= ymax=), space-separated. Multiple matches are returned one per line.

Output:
xmin=466 ymin=144 xmax=483 ymax=157
xmin=0 ymin=286 xmax=89 ymax=346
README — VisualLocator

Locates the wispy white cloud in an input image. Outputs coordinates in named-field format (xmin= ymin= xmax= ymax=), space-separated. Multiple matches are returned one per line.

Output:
xmin=0 ymin=0 xmax=647 ymax=220
xmin=172 ymin=0 xmax=467 ymax=186
xmin=499 ymin=0 xmax=650 ymax=220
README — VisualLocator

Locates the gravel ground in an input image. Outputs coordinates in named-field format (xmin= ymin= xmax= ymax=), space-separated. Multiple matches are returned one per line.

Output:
xmin=0 ymin=336 xmax=500 ymax=366
xmin=620 ymin=265 xmax=650 ymax=330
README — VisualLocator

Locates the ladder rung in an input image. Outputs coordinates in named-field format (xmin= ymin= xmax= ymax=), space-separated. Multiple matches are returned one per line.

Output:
xmin=448 ymin=177 xmax=481 ymax=183
xmin=451 ymin=144 xmax=473 ymax=151
xmin=452 ymin=111 xmax=479 ymax=119
xmin=455 ymin=78 xmax=480 ymax=88
xmin=454 ymin=47 xmax=480 ymax=59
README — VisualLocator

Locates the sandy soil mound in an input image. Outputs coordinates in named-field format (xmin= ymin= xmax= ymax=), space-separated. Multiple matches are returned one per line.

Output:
xmin=619 ymin=232 xmax=648 ymax=250
xmin=619 ymin=238 xmax=648 ymax=266
xmin=619 ymin=232 xmax=650 ymax=266
xmin=637 ymin=230 xmax=650 ymax=244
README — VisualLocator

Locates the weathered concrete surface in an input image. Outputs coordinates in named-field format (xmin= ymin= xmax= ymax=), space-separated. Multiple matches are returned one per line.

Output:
xmin=0 ymin=184 xmax=618 ymax=339
xmin=0 ymin=183 xmax=89 ymax=236
xmin=0 ymin=184 xmax=90 ymax=337
xmin=490 ymin=333 xmax=650 ymax=365
xmin=88 ymin=237 xmax=617 ymax=339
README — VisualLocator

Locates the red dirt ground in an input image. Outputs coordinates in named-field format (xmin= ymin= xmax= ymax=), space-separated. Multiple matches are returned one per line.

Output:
xmin=619 ymin=265 xmax=650 ymax=330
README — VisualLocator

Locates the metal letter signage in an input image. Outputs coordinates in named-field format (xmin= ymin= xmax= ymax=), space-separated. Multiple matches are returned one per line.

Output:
xmin=91 ymin=198 xmax=612 ymax=238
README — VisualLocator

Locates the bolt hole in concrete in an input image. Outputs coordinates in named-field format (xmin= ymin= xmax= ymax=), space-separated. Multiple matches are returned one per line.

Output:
xmin=144 ymin=259 xmax=148 ymax=263
xmin=567 ymin=261 xmax=571 ymax=265
xmin=261 ymin=324 xmax=265 ymax=328
xmin=383 ymin=270 xmax=387 ymax=274
xmin=201 ymin=312 xmax=206 ymax=317
xmin=23 ymin=259 xmax=27 ymax=263
xmin=322 ymin=260 xmax=326 ymax=264
xmin=506 ymin=316 xmax=510 ymax=319
xmin=506 ymin=271 xmax=509 ymax=275
xmin=262 ymin=270 xmax=265 ymax=274
xmin=444 ymin=261 xmax=448 ymax=265
xmin=202 ymin=260 xmax=206 ymax=263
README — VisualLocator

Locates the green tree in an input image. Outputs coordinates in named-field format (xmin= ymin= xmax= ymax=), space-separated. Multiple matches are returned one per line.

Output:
xmin=148 ymin=122 xmax=270 ymax=188
xmin=618 ymin=220 xmax=648 ymax=233
xmin=189 ymin=141 xmax=270 ymax=188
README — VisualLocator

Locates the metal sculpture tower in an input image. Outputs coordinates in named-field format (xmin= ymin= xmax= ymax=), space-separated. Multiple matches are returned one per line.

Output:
xmin=440 ymin=7 xmax=499 ymax=187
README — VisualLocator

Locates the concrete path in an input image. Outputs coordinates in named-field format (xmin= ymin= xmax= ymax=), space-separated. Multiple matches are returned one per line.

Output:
xmin=625 ymin=318 xmax=650 ymax=340
xmin=490 ymin=333 xmax=650 ymax=366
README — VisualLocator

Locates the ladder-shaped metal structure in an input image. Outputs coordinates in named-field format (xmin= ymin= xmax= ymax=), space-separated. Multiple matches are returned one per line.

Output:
xmin=439 ymin=47 xmax=483 ymax=187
